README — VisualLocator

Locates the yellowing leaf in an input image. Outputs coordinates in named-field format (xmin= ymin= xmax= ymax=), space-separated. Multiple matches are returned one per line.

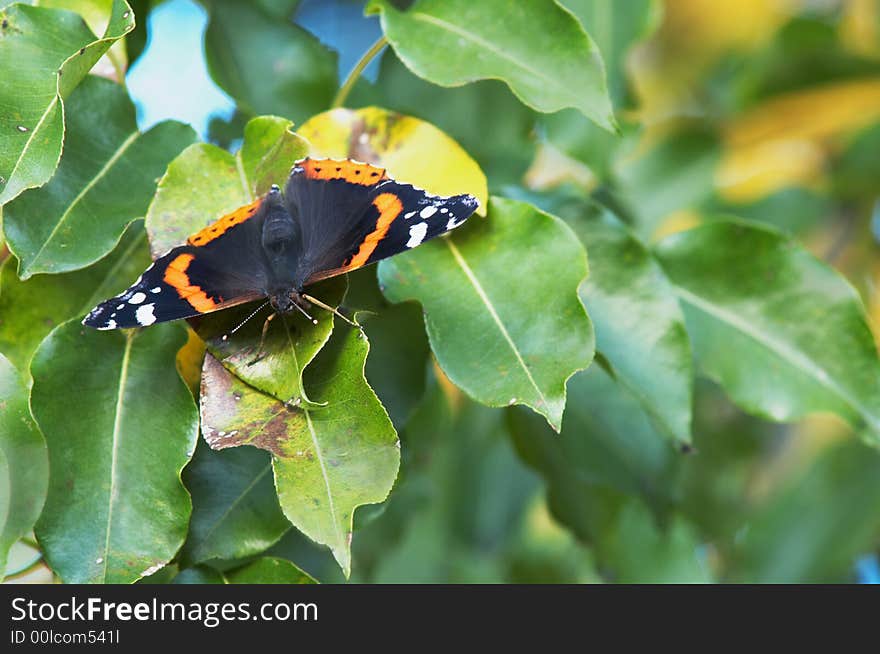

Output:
xmin=629 ymin=0 xmax=793 ymax=124
xmin=298 ymin=107 xmax=488 ymax=215
xmin=718 ymin=79 xmax=880 ymax=201
xmin=175 ymin=327 xmax=205 ymax=395
xmin=199 ymin=326 xmax=399 ymax=576
xmin=841 ymin=0 xmax=880 ymax=60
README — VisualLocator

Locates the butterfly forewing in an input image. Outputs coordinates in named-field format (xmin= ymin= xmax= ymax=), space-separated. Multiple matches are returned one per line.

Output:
xmin=285 ymin=159 xmax=479 ymax=286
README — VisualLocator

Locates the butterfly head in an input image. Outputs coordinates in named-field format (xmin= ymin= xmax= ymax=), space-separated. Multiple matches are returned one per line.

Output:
xmin=268 ymin=290 xmax=296 ymax=313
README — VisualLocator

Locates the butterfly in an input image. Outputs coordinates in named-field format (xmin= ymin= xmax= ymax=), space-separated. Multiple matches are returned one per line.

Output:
xmin=83 ymin=157 xmax=479 ymax=330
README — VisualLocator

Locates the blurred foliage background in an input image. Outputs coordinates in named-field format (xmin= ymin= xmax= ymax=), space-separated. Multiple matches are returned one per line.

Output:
xmin=4 ymin=0 xmax=880 ymax=584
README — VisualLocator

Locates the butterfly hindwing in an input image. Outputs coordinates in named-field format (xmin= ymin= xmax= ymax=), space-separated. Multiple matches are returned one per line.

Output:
xmin=285 ymin=158 xmax=479 ymax=285
xmin=83 ymin=198 xmax=271 ymax=329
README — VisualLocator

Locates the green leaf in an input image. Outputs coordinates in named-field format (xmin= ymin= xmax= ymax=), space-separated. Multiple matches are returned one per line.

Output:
xmin=199 ymin=325 xmax=400 ymax=576
xmin=0 ymin=0 xmax=136 ymax=205
xmin=3 ymin=76 xmax=196 ymax=278
xmin=136 ymin=562 xmax=178 ymax=584
xmin=146 ymin=115 xmax=306 ymax=258
xmin=559 ymin=0 xmax=661 ymax=106
xmin=565 ymin=206 xmax=693 ymax=444
xmin=508 ymin=364 xmax=680 ymax=544
xmin=736 ymin=440 xmax=880 ymax=583
xmin=181 ymin=441 xmax=289 ymax=566
xmin=40 ymin=0 xmax=131 ymax=81
xmin=298 ymin=106 xmax=488 ymax=214
xmin=615 ymin=129 xmax=720 ymax=238
xmin=0 ymin=220 xmax=150 ymax=374
xmin=379 ymin=197 xmax=593 ymax=431
xmin=366 ymin=0 xmax=616 ymax=131
xmin=542 ymin=0 xmax=660 ymax=175
xmin=371 ymin=386 xmax=541 ymax=583
xmin=31 ymin=320 xmax=198 ymax=583
xmin=196 ymin=277 xmax=345 ymax=407
xmin=204 ymin=0 xmax=337 ymax=122
xmin=654 ymin=219 xmax=880 ymax=439
xmin=224 ymin=557 xmax=316 ymax=584
xmin=0 ymin=354 xmax=47 ymax=580
xmin=361 ymin=301 xmax=430 ymax=429
xmin=173 ymin=566 xmax=225 ymax=584
xmin=601 ymin=500 xmax=710 ymax=583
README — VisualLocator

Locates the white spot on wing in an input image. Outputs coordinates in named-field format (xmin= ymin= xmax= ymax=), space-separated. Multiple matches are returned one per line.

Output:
xmin=406 ymin=222 xmax=429 ymax=248
xmin=117 ymin=304 xmax=125 ymax=311
xmin=98 ymin=319 xmax=117 ymax=331
xmin=135 ymin=303 xmax=156 ymax=326
xmin=128 ymin=292 xmax=146 ymax=304
xmin=150 ymin=287 xmax=161 ymax=294
xmin=447 ymin=216 xmax=465 ymax=230
xmin=420 ymin=206 xmax=438 ymax=219
xmin=404 ymin=211 xmax=416 ymax=219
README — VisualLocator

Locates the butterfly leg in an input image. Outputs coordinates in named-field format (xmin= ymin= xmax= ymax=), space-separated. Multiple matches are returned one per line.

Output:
xmin=301 ymin=293 xmax=358 ymax=327
xmin=248 ymin=312 xmax=278 ymax=366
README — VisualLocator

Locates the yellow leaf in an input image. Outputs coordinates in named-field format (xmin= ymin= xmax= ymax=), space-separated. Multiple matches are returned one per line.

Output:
xmin=297 ymin=107 xmax=488 ymax=215
xmin=841 ymin=0 xmax=880 ymax=59
xmin=630 ymin=0 xmax=794 ymax=123
xmin=176 ymin=327 xmax=205 ymax=395
xmin=870 ymin=262 xmax=880 ymax=350
xmin=524 ymin=142 xmax=596 ymax=192
xmin=718 ymin=79 xmax=880 ymax=201
xmin=652 ymin=209 xmax=702 ymax=241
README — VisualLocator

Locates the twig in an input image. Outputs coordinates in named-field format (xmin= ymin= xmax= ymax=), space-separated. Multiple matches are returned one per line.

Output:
xmin=331 ymin=36 xmax=388 ymax=109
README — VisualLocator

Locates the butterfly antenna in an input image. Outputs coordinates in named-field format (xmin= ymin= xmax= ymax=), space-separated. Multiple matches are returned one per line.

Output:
xmin=222 ymin=300 xmax=270 ymax=341
xmin=291 ymin=301 xmax=319 ymax=325
xmin=301 ymin=293 xmax=358 ymax=327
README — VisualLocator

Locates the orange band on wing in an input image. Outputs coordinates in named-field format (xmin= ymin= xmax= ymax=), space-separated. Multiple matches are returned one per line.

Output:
xmin=301 ymin=158 xmax=388 ymax=186
xmin=163 ymin=253 xmax=218 ymax=312
xmin=188 ymin=198 xmax=262 ymax=246
xmin=345 ymin=192 xmax=403 ymax=270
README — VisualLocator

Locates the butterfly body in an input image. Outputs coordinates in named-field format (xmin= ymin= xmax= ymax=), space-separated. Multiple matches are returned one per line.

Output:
xmin=83 ymin=158 xmax=479 ymax=330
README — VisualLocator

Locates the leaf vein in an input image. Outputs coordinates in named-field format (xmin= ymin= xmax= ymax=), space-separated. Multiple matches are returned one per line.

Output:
xmin=445 ymin=238 xmax=547 ymax=408
xmin=673 ymin=284 xmax=880 ymax=430
xmin=29 ymin=129 xmax=141 ymax=271
xmin=102 ymin=330 xmax=134 ymax=582
xmin=410 ymin=12 xmax=574 ymax=100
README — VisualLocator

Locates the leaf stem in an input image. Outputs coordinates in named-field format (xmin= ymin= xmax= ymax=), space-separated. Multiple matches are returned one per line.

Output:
xmin=331 ymin=36 xmax=388 ymax=109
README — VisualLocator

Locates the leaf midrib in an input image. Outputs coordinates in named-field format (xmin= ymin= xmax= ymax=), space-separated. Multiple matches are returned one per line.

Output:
xmin=1 ymin=96 xmax=59 ymax=202
xmin=303 ymin=408 xmax=344 ymax=554
xmin=445 ymin=238 xmax=548 ymax=408
xmin=234 ymin=151 xmax=253 ymax=202
xmin=101 ymin=329 xmax=134 ymax=583
xmin=673 ymin=284 xmax=880 ymax=430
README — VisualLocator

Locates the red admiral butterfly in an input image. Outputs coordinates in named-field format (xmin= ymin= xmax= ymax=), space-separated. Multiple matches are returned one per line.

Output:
xmin=83 ymin=157 xmax=479 ymax=330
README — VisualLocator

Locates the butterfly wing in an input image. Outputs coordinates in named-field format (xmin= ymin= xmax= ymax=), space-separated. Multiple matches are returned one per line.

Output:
xmin=83 ymin=197 xmax=270 ymax=329
xmin=285 ymin=158 xmax=479 ymax=286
